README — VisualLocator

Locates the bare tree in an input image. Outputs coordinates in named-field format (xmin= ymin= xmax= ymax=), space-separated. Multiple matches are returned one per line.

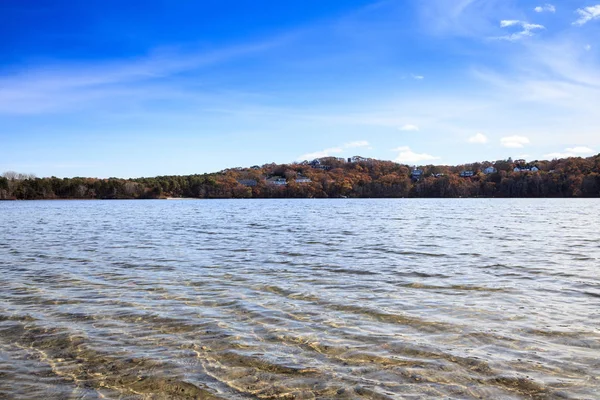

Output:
xmin=2 ymin=171 xmax=37 ymax=180
xmin=2 ymin=171 xmax=18 ymax=180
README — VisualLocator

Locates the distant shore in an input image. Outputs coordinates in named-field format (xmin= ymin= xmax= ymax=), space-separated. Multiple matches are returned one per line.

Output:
xmin=2 ymin=154 xmax=599 ymax=200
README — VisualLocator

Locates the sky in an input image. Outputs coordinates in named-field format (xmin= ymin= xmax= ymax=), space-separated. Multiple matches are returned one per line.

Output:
xmin=1 ymin=0 xmax=599 ymax=178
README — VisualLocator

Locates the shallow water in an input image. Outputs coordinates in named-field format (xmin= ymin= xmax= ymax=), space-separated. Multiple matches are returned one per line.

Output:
xmin=0 ymin=199 xmax=599 ymax=399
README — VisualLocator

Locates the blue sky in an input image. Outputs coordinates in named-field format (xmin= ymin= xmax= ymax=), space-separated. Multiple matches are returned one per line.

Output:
xmin=1 ymin=0 xmax=599 ymax=178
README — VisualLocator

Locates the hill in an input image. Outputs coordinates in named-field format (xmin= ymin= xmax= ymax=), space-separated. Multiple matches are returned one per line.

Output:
xmin=2 ymin=154 xmax=600 ymax=200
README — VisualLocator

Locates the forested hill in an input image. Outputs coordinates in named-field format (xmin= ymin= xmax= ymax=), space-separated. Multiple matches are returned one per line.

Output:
xmin=2 ymin=155 xmax=600 ymax=200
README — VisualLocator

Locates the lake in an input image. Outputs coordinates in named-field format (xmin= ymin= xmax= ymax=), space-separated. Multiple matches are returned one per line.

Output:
xmin=0 ymin=199 xmax=599 ymax=399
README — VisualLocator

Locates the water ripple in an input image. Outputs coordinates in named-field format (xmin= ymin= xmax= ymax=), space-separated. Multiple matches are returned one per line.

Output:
xmin=1 ymin=199 xmax=599 ymax=399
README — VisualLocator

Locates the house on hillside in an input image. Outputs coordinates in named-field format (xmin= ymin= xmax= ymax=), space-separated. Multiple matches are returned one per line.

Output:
xmin=460 ymin=170 xmax=474 ymax=177
xmin=483 ymin=166 xmax=497 ymax=174
xmin=309 ymin=159 xmax=328 ymax=169
xmin=514 ymin=166 xmax=539 ymax=172
xmin=310 ymin=159 xmax=331 ymax=170
xmin=411 ymin=167 xmax=424 ymax=180
xmin=266 ymin=177 xmax=287 ymax=186
xmin=295 ymin=176 xmax=312 ymax=183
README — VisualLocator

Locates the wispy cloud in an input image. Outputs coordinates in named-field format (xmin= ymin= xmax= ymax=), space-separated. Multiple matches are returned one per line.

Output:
xmin=473 ymin=35 xmax=600 ymax=111
xmin=298 ymin=147 xmax=343 ymax=160
xmin=0 ymin=39 xmax=286 ymax=115
xmin=544 ymin=146 xmax=596 ymax=159
xmin=501 ymin=135 xmax=530 ymax=148
xmin=399 ymin=124 xmax=419 ymax=131
xmin=392 ymin=146 xmax=440 ymax=164
xmin=411 ymin=74 xmax=425 ymax=80
xmin=534 ymin=4 xmax=555 ymax=13
xmin=467 ymin=132 xmax=488 ymax=143
xmin=573 ymin=5 xmax=600 ymax=26
xmin=495 ymin=20 xmax=545 ymax=41
xmin=566 ymin=146 xmax=595 ymax=154
xmin=298 ymin=140 xmax=370 ymax=160
xmin=417 ymin=0 xmax=495 ymax=37
xmin=500 ymin=20 xmax=520 ymax=28
xmin=345 ymin=140 xmax=370 ymax=148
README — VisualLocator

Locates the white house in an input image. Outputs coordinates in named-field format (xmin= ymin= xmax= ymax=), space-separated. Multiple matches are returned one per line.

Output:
xmin=483 ymin=166 xmax=497 ymax=174
xmin=267 ymin=177 xmax=287 ymax=186
xmin=514 ymin=166 xmax=539 ymax=172
xmin=295 ymin=177 xmax=311 ymax=183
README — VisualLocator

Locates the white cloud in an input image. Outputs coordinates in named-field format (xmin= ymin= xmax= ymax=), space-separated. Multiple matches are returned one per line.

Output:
xmin=500 ymin=20 xmax=520 ymax=27
xmin=344 ymin=140 xmax=370 ymax=148
xmin=399 ymin=124 xmax=420 ymax=131
xmin=501 ymin=135 xmax=530 ymax=148
xmin=392 ymin=146 xmax=440 ymax=164
xmin=298 ymin=147 xmax=343 ymax=160
xmin=534 ymin=4 xmax=556 ymax=13
xmin=411 ymin=74 xmax=425 ymax=80
xmin=495 ymin=20 xmax=545 ymax=41
xmin=585 ymin=44 xmax=592 ymax=51
xmin=573 ymin=5 xmax=600 ymax=26
xmin=298 ymin=140 xmax=371 ymax=160
xmin=565 ymin=146 xmax=595 ymax=154
xmin=543 ymin=147 xmax=595 ymax=159
xmin=544 ymin=152 xmax=569 ymax=159
xmin=467 ymin=132 xmax=488 ymax=143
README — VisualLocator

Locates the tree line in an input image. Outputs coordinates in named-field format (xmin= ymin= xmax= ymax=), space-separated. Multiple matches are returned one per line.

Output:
xmin=1 ymin=154 xmax=599 ymax=200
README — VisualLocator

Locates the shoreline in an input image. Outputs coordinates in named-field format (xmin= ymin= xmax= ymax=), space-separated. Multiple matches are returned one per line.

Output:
xmin=1 ymin=196 xmax=597 ymax=201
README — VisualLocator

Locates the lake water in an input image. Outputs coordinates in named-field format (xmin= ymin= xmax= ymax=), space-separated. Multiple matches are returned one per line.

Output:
xmin=0 ymin=199 xmax=599 ymax=399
